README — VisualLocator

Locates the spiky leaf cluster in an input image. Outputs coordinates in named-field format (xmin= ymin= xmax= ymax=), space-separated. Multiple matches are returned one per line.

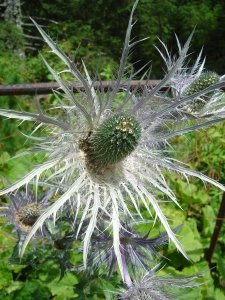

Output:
xmin=84 ymin=221 xmax=182 ymax=278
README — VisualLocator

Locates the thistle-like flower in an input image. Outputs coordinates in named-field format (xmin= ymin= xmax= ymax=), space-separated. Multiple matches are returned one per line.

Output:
xmin=0 ymin=185 xmax=53 ymax=248
xmin=0 ymin=0 xmax=225 ymax=280
xmin=118 ymin=264 xmax=205 ymax=300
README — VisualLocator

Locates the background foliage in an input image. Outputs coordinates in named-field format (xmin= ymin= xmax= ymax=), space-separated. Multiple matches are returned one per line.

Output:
xmin=0 ymin=0 xmax=225 ymax=299
xmin=1 ymin=0 xmax=225 ymax=77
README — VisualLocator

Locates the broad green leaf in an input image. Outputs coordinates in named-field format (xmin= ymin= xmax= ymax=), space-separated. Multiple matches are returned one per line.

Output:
xmin=202 ymin=206 xmax=216 ymax=237
xmin=5 ymin=280 xmax=51 ymax=300
xmin=168 ymin=220 xmax=203 ymax=263
xmin=47 ymin=272 xmax=78 ymax=299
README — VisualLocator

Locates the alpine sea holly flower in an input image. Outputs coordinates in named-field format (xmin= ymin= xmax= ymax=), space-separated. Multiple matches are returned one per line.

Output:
xmin=0 ymin=185 xmax=53 ymax=249
xmin=118 ymin=264 xmax=205 ymax=300
xmin=0 ymin=0 xmax=225 ymax=280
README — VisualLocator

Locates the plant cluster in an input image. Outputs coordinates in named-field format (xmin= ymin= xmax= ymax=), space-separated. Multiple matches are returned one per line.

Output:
xmin=0 ymin=0 xmax=225 ymax=299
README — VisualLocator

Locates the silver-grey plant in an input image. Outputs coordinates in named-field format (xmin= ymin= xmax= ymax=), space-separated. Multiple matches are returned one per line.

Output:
xmin=0 ymin=0 xmax=225 ymax=281
xmin=118 ymin=263 xmax=206 ymax=300
xmin=84 ymin=219 xmax=182 ymax=279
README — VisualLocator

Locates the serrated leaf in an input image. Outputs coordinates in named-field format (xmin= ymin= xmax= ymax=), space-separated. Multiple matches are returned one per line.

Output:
xmin=47 ymin=272 xmax=78 ymax=299
xmin=5 ymin=280 xmax=51 ymax=300
xmin=202 ymin=206 xmax=216 ymax=237
xmin=4 ymin=281 xmax=24 ymax=294
xmin=169 ymin=221 xmax=204 ymax=262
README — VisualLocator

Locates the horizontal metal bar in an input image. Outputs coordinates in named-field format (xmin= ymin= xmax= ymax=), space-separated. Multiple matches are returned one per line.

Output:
xmin=0 ymin=80 xmax=161 ymax=96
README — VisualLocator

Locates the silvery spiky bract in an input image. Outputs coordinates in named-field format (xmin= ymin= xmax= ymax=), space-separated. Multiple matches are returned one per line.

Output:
xmin=0 ymin=0 xmax=225 ymax=280
xmin=118 ymin=264 xmax=205 ymax=300
xmin=84 ymin=220 xmax=182 ymax=278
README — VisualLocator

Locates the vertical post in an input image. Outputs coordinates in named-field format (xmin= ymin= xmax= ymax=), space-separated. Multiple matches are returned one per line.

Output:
xmin=207 ymin=191 xmax=225 ymax=263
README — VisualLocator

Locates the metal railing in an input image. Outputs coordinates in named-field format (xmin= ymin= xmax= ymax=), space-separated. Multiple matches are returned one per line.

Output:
xmin=0 ymin=79 xmax=225 ymax=96
xmin=0 ymin=80 xmax=161 ymax=96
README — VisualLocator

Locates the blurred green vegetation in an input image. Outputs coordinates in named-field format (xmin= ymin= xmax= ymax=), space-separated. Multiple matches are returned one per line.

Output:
xmin=1 ymin=0 xmax=225 ymax=77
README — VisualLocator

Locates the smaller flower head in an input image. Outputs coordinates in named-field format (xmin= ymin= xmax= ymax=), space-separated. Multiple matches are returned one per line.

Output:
xmin=0 ymin=184 xmax=53 ymax=245
xmin=182 ymin=71 xmax=220 ymax=111
xmin=118 ymin=264 xmax=205 ymax=300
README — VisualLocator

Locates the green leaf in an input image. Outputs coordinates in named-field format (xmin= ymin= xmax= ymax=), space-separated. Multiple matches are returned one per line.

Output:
xmin=96 ymin=277 xmax=118 ymax=300
xmin=5 ymin=280 xmax=51 ymax=300
xmin=4 ymin=281 xmax=24 ymax=294
xmin=0 ymin=228 xmax=13 ymax=289
xmin=202 ymin=206 xmax=216 ymax=237
xmin=168 ymin=219 xmax=204 ymax=263
xmin=47 ymin=272 xmax=78 ymax=299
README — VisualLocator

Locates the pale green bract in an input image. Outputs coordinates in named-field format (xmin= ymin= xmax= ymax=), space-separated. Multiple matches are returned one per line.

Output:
xmin=0 ymin=0 xmax=225 ymax=281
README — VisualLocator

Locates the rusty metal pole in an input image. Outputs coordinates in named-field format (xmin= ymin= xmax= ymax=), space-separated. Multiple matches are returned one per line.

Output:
xmin=207 ymin=191 xmax=225 ymax=263
xmin=0 ymin=80 xmax=161 ymax=96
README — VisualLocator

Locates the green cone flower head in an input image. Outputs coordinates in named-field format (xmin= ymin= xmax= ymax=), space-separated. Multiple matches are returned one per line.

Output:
xmin=89 ymin=113 xmax=141 ymax=165
xmin=183 ymin=71 xmax=220 ymax=110
xmin=184 ymin=71 xmax=219 ymax=95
